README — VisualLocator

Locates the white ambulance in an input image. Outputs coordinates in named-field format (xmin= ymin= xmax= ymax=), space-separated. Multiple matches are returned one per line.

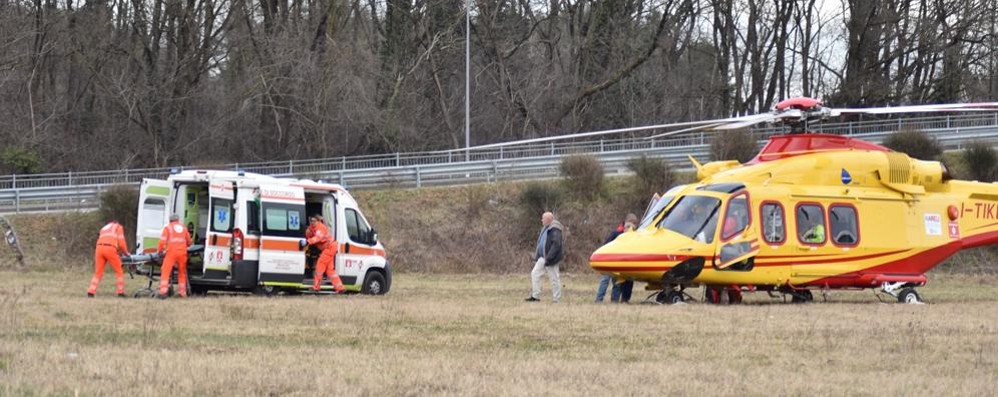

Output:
xmin=135 ymin=170 xmax=391 ymax=295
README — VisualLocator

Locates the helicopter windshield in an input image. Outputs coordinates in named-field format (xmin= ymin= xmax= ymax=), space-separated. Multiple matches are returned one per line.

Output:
xmin=638 ymin=185 xmax=687 ymax=229
xmin=657 ymin=195 xmax=722 ymax=243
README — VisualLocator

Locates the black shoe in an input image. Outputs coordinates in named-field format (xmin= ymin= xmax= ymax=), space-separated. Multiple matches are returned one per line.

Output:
xmin=525 ymin=297 xmax=540 ymax=302
xmin=86 ymin=293 xmax=95 ymax=298
xmin=157 ymin=294 xmax=168 ymax=300
xmin=117 ymin=293 xmax=127 ymax=298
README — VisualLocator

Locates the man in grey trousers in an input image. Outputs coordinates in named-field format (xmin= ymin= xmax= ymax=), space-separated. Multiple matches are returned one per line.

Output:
xmin=526 ymin=212 xmax=564 ymax=303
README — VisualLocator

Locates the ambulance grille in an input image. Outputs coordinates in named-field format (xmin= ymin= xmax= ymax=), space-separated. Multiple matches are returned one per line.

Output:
xmin=886 ymin=152 xmax=911 ymax=184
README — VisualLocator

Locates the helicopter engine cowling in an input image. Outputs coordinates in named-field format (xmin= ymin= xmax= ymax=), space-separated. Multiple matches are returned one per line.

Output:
xmin=882 ymin=152 xmax=947 ymax=192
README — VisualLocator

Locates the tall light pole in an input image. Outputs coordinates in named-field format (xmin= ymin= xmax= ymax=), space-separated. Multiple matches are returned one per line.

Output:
xmin=465 ymin=0 xmax=471 ymax=161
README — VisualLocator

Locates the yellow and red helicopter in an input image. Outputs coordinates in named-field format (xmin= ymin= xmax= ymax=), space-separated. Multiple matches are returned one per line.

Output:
xmin=589 ymin=97 xmax=998 ymax=304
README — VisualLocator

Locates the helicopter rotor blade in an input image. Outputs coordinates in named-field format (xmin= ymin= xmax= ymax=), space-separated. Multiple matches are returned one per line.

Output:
xmin=711 ymin=111 xmax=800 ymax=130
xmin=830 ymin=102 xmax=998 ymax=116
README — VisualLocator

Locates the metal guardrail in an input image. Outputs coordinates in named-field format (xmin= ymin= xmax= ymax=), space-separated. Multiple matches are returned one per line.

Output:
xmin=3 ymin=113 xmax=998 ymax=214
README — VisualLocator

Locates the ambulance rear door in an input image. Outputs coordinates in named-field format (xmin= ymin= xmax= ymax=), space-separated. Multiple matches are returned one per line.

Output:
xmin=257 ymin=184 xmax=307 ymax=285
xmin=136 ymin=179 xmax=170 ymax=253
xmin=204 ymin=181 xmax=236 ymax=276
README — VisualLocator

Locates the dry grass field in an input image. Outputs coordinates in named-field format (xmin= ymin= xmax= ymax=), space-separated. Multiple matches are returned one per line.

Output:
xmin=1 ymin=270 xmax=997 ymax=396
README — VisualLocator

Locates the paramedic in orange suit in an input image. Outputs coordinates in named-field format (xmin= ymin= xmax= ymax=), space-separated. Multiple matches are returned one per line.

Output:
xmin=88 ymin=220 xmax=131 ymax=297
xmin=158 ymin=214 xmax=193 ymax=298
xmin=305 ymin=215 xmax=344 ymax=293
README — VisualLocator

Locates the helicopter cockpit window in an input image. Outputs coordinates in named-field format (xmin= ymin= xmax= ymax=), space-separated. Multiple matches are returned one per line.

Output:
xmin=721 ymin=194 xmax=750 ymax=240
xmin=658 ymin=195 xmax=721 ymax=243
xmin=638 ymin=185 xmax=686 ymax=229
xmin=760 ymin=203 xmax=786 ymax=244
xmin=796 ymin=204 xmax=826 ymax=245
xmin=829 ymin=205 xmax=859 ymax=246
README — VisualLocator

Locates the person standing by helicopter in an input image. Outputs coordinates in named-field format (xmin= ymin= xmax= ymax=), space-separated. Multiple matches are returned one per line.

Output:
xmin=526 ymin=212 xmax=564 ymax=303
xmin=595 ymin=214 xmax=637 ymax=303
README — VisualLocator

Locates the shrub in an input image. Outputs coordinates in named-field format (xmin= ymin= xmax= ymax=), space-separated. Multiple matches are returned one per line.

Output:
xmin=1 ymin=147 xmax=43 ymax=174
xmin=519 ymin=182 xmax=563 ymax=216
xmin=882 ymin=128 xmax=942 ymax=160
xmin=98 ymin=185 xmax=140 ymax=249
xmin=621 ymin=155 xmax=675 ymax=213
xmin=962 ymin=141 xmax=998 ymax=182
xmin=559 ymin=155 xmax=604 ymax=201
xmin=709 ymin=129 xmax=758 ymax=162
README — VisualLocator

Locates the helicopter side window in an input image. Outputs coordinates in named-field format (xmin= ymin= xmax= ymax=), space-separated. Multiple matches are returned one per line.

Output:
xmin=658 ymin=195 xmax=722 ymax=243
xmin=796 ymin=203 xmax=826 ymax=245
xmin=760 ymin=202 xmax=786 ymax=244
xmin=829 ymin=205 xmax=859 ymax=246
xmin=721 ymin=193 xmax=750 ymax=241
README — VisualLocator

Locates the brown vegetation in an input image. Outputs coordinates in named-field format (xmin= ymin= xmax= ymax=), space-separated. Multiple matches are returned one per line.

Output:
xmin=961 ymin=141 xmax=998 ymax=182
xmin=709 ymin=129 xmax=759 ymax=163
xmin=882 ymin=129 xmax=943 ymax=160
xmin=1 ymin=271 xmax=997 ymax=395
xmin=2 ymin=1 xmax=997 ymax=174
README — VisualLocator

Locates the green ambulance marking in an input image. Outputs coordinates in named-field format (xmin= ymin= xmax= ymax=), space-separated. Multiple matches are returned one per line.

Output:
xmin=146 ymin=186 xmax=170 ymax=196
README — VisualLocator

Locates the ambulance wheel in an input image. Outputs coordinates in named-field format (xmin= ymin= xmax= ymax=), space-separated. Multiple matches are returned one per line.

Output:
xmin=791 ymin=289 xmax=813 ymax=303
xmin=897 ymin=288 xmax=922 ymax=304
xmin=253 ymin=285 xmax=279 ymax=297
xmin=656 ymin=290 xmax=685 ymax=305
xmin=362 ymin=271 xmax=387 ymax=295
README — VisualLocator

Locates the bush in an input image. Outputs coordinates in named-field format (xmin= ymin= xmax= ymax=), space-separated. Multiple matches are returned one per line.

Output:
xmin=98 ymin=185 xmax=139 ymax=249
xmin=519 ymin=182 xmax=563 ymax=217
xmin=882 ymin=129 xmax=942 ymax=160
xmin=709 ymin=129 xmax=758 ymax=162
xmin=559 ymin=155 xmax=604 ymax=201
xmin=1 ymin=147 xmax=43 ymax=174
xmin=621 ymin=155 xmax=675 ymax=213
xmin=962 ymin=141 xmax=998 ymax=182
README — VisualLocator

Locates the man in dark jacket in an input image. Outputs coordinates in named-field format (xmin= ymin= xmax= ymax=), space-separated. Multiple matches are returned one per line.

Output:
xmin=596 ymin=213 xmax=637 ymax=303
xmin=526 ymin=212 xmax=564 ymax=302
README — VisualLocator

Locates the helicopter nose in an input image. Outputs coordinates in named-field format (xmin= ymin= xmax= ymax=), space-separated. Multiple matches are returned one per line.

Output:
xmin=589 ymin=230 xmax=700 ymax=275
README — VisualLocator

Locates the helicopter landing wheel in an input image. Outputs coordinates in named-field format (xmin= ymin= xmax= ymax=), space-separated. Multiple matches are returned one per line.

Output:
xmin=790 ymin=289 xmax=813 ymax=303
xmin=656 ymin=290 xmax=685 ymax=305
xmin=897 ymin=288 xmax=923 ymax=304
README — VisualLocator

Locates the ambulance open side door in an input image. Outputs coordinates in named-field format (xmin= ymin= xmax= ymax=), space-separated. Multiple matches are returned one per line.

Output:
xmin=257 ymin=184 xmax=307 ymax=285
xmin=204 ymin=182 xmax=235 ymax=276
xmin=136 ymin=179 xmax=171 ymax=254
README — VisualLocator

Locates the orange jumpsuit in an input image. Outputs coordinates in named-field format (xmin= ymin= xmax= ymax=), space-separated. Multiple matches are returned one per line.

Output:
xmin=307 ymin=222 xmax=344 ymax=292
xmin=158 ymin=221 xmax=193 ymax=297
xmin=88 ymin=222 xmax=130 ymax=296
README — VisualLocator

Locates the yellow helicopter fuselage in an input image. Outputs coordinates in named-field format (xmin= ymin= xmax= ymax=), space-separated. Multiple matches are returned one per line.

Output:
xmin=590 ymin=134 xmax=998 ymax=292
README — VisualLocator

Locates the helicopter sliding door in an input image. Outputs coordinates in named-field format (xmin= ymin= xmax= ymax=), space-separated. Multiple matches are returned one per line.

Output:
xmin=713 ymin=192 xmax=759 ymax=270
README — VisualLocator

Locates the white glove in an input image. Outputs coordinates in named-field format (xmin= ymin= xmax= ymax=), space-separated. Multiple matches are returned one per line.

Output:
xmin=536 ymin=257 xmax=546 ymax=266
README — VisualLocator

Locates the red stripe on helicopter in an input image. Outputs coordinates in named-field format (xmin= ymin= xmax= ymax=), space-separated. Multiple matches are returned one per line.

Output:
xmin=589 ymin=253 xmax=693 ymax=263
xmin=754 ymin=249 xmax=911 ymax=267
xmin=591 ymin=265 xmax=674 ymax=272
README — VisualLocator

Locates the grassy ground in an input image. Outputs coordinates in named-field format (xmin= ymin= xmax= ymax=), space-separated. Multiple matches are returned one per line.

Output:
xmin=1 ymin=270 xmax=997 ymax=396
